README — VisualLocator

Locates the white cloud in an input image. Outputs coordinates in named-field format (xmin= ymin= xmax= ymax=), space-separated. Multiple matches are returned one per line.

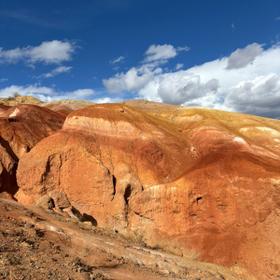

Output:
xmin=175 ymin=63 xmax=183 ymax=70
xmin=103 ymin=42 xmax=280 ymax=118
xmin=0 ymin=40 xmax=75 ymax=65
xmin=139 ymin=72 xmax=218 ymax=105
xmin=226 ymin=43 xmax=263 ymax=69
xmin=144 ymin=44 xmax=177 ymax=63
xmin=66 ymin=89 xmax=95 ymax=99
xmin=275 ymin=16 xmax=280 ymax=21
xmin=0 ymin=85 xmax=95 ymax=101
xmin=103 ymin=66 xmax=158 ymax=93
xmin=177 ymin=46 xmax=190 ymax=52
xmin=158 ymin=75 xmax=218 ymax=105
xmin=92 ymin=97 xmax=122 ymax=103
xmin=110 ymin=56 xmax=125 ymax=64
xmin=143 ymin=44 xmax=189 ymax=63
xmin=225 ymin=74 xmax=280 ymax=118
xmin=103 ymin=43 xmax=188 ymax=93
xmin=41 ymin=66 xmax=72 ymax=79
xmin=0 ymin=85 xmax=56 ymax=98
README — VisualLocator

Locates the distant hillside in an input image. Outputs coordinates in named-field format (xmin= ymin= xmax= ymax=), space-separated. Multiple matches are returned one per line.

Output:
xmin=0 ymin=95 xmax=94 ymax=114
xmin=0 ymin=95 xmax=43 ymax=106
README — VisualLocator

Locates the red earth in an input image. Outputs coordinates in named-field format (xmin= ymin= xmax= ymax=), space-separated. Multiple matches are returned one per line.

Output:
xmin=0 ymin=104 xmax=64 ymax=195
xmin=14 ymin=101 xmax=280 ymax=280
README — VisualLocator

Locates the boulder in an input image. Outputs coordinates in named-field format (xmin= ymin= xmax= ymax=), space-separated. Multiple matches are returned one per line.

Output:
xmin=16 ymin=102 xmax=280 ymax=279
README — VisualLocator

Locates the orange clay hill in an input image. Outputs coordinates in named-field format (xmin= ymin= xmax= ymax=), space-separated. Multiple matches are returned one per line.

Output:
xmin=0 ymin=104 xmax=65 ymax=196
xmin=8 ymin=100 xmax=280 ymax=280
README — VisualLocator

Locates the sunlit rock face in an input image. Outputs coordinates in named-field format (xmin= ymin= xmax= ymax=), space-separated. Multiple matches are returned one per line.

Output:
xmin=0 ymin=104 xmax=65 ymax=195
xmin=16 ymin=101 xmax=280 ymax=280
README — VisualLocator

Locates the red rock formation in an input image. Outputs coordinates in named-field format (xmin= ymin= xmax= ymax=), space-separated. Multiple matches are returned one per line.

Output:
xmin=0 ymin=104 xmax=65 ymax=195
xmin=16 ymin=102 xmax=280 ymax=279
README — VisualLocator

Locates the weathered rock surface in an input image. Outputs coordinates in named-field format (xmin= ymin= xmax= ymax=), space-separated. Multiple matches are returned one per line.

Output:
xmin=17 ymin=102 xmax=280 ymax=279
xmin=0 ymin=198 xmax=247 ymax=280
xmin=0 ymin=104 xmax=64 ymax=195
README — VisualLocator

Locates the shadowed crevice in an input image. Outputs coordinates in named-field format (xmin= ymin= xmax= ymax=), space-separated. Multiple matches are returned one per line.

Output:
xmin=124 ymin=184 xmax=132 ymax=205
xmin=111 ymin=175 xmax=117 ymax=200
xmin=71 ymin=207 xmax=98 ymax=226
xmin=0 ymin=136 xmax=19 ymax=196
xmin=124 ymin=184 xmax=132 ymax=226
xmin=0 ymin=136 xmax=18 ymax=161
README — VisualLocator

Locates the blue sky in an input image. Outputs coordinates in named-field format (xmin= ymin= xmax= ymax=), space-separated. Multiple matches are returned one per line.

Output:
xmin=0 ymin=0 xmax=280 ymax=117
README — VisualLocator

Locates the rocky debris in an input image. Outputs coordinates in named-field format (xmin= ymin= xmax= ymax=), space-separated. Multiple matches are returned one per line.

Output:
xmin=36 ymin=191 xmax=98 ymax=226
xmin=37 ymin=191 xmax=71 ymax=211
xmin=72 ymin=258 xmax=111 ymax=279
xmin=36 ymin=194 xmax=56 ymax=210
xmin=0 ymin=198 xmax=246 ymax=280
xmin=49 ymin=190 xmax=72 ymax=209
xmin=16 ymin=102 xmax=280 ymax=280
xmin=0 ymin=104 xmax=64 ymax=196
xmin=0 ymin=199 xmax=111 ymax=280
xmin=0 ymin=191 xmax=14 ymax=200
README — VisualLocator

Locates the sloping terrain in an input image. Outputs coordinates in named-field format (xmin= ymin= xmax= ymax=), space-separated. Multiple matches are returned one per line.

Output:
xmin=16 ymin=101 xmax=280 ymax=280
xmin=0 ymin=197 xmax=250 ymax=280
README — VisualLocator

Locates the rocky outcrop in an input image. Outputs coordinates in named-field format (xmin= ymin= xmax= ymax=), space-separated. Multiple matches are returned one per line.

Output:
xmin=0 ymin=104 xmax=65 ymax=195
xmin=16 ymin=102 xmax=280 ymax=279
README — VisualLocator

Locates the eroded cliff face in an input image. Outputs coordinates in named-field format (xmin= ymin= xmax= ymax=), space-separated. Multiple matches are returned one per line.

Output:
xmin=0 ymin=104 xmax=65 ymax=195
xmin=16 ymin=102 xmax=280 ymax=280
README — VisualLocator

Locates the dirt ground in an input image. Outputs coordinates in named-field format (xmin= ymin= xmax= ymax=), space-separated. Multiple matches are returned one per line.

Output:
xmin=0 ymin=198 xmax=251 ymax=280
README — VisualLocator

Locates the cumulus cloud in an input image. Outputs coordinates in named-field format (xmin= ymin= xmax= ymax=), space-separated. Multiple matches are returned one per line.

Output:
xmin=226 ymin=43 xmax=263 ymax=69
xmin=103 ymin=42 xmax=280 ymax=118
xmin=225 ymin=74 xmax=280 ymax=118
xmin=144 ymin=44 xmax=177 ymax=63
xmin=0 ymin=85 xmax=55 ymax=99
xmin=103 ymin=66 xmax=159 ymax=93
xmin=103 ymin=43 xmax=188 ymax=93
xmin=0 ymin=84 xmax=95 ymax=101
xmin=143 ymin=44 xmax=189 ymax=63
xmin=0 ymin=40 xmax=75 ymax=65
xmin=140 ymin=72 xmax=218 ymax=105
xmin=41 ymin=66 xmax=72 ymax=79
